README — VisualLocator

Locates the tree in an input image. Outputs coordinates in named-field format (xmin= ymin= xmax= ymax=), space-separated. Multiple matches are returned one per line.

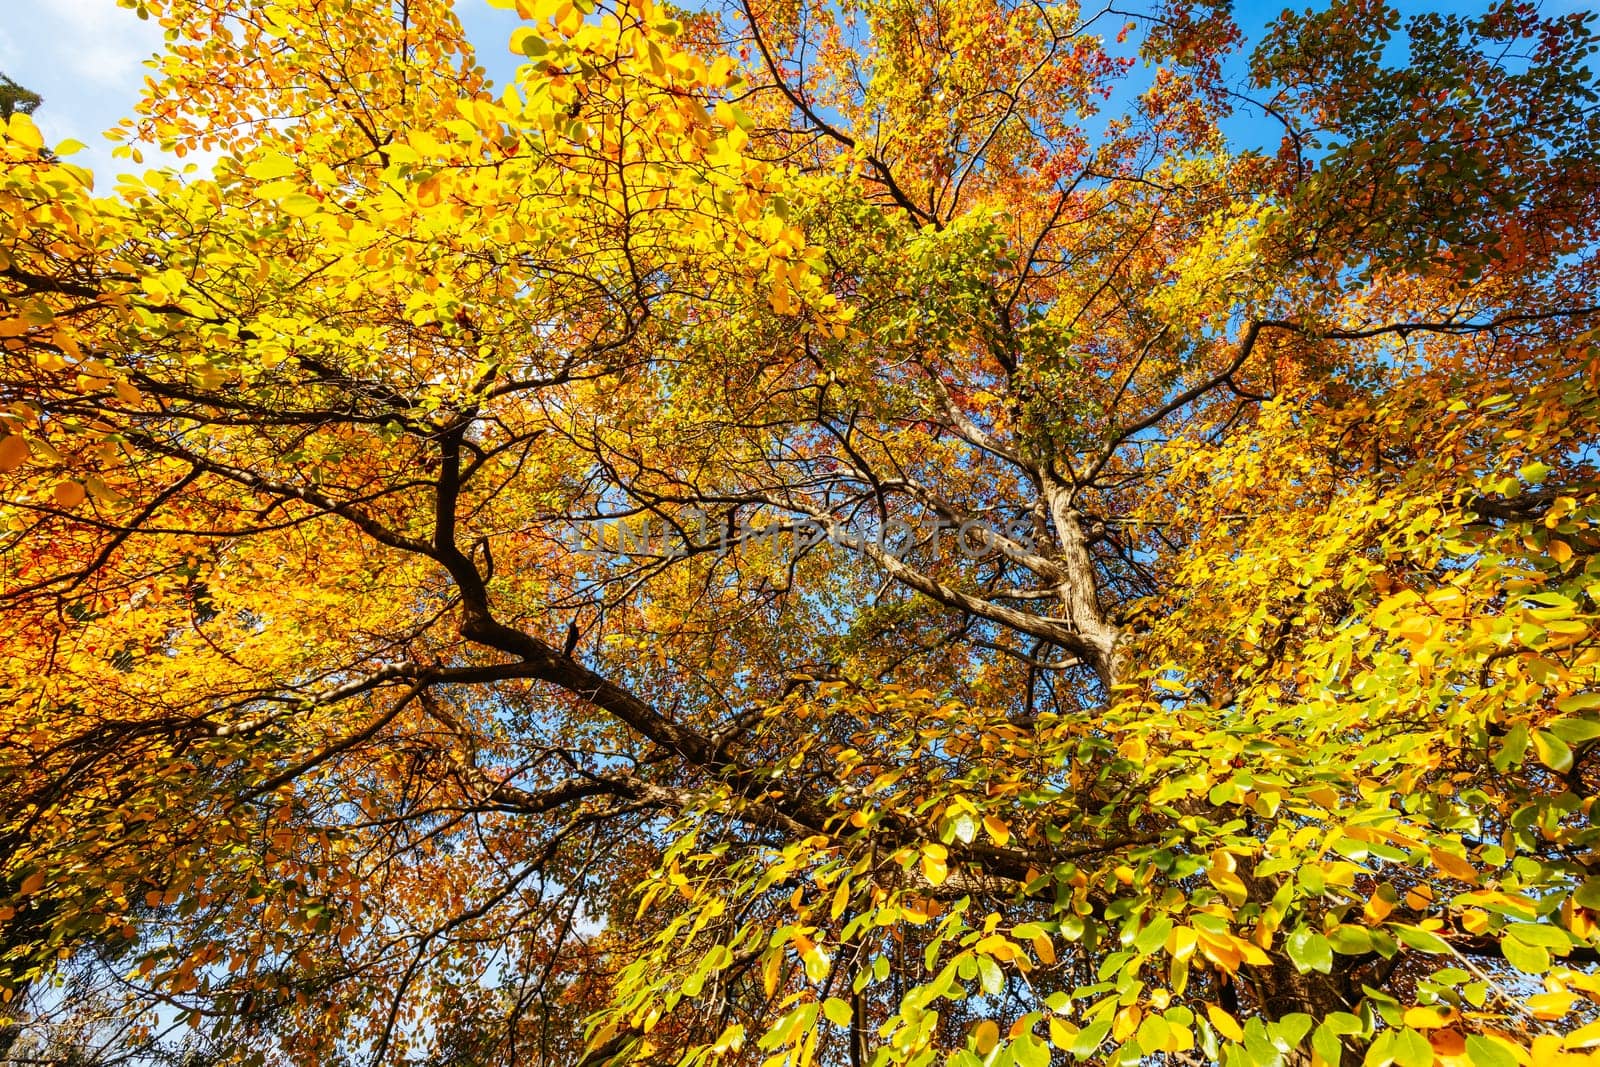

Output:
xmin=0 ymin=75 xmax=40 ymax=122
xmin=1 ymin=0 xmax=1598 ymax=1062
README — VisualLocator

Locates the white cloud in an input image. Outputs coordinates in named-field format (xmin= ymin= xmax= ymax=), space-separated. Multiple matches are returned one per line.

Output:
xmin=50 ymin=0 xmax=161 ymax=84
xmin=1 ymin=0 xmax=165 ymax=180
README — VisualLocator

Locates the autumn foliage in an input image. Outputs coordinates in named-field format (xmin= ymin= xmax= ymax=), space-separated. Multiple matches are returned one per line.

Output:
xmin=2 ymin=0 xmax=1599 ymax=1063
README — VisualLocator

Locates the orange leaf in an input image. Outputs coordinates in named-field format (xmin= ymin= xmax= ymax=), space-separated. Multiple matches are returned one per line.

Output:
xmin=0 ymin=434 xmax=28 ymax=471
xmin=53 ymin=480 xmax=86 ymax=508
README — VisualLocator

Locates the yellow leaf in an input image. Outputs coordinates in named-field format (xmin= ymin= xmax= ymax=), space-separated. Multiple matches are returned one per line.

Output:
xmin=761 ymin=950 xmax=781 ymax=997
xmin=712 ymin=1023 xmax=745 ymax=1053
xmin=245 ymin=153 xmax=296 ymax=180
xmin=1032 ymin=932 xmax=1056 ymax=964
xmin=829 ymin=882 xmax=849 ymax=920
xmin=972 ymin=1019 xmax=999 ymax=1055
xmin=1396 ymin=614 xmax=1436 ymax=648
xmin=1430 ymin=848 xmax=1479 ymax=884
xmin=85 ymin=475 xmax=126 ymax=506
xmin=1206 ymin=861 xmax=1248 ymax=906
xmin=1235 ymin=937 xmax=1271 ymax=967
xmin=1402 ymin=1006 xmax=1451 ymax=1029
xmin=6 ymin=113 xmax=44 ymax=150
xmin=1565 ymin=1018 xmax=1600 ymax=1049
xmin=707 ymin=55 xmax=736 ymax=86
xmin=1047 ymin=1016 xmax=1077 ymax=1048
xmin=53 ymin=329 xmax=82 ymax=360
xmin=983 ymin=815 xmax=1011 ymax=846
xmin=1305 ymin=785 xmax=1340 ymax=808
xmin=18 ymin=871 xmax=45 ymax=895
xmin=975 ymin=934 xmax=1016 ymax=961
xmin=1206 ymin=1003 xmax=1243 ymax=1042
xmin=920 ymin=843 xmax=949 ymax=887
xmin=1197 ymin=929 xmax=1241 ymax=974
xmin=768 ymin=265 xmax=796 ymax=316
xmin=1525 ymin=991 xmax=1575 ymax=1020
xmin=1406 ymin=884 xmax=1435 ymax=911
xmin=1532 ymin=1035 xmax=1563 ymax=1063
xmin=254 ymin=178 xmax=300 ymax=201
xmin=796 ymin=937 xmax=829 ymax=982
xmin=1166 ymin=926 xmax=1198 ymax=961
xmin=279 ymin=194 xmax=321 ymax=217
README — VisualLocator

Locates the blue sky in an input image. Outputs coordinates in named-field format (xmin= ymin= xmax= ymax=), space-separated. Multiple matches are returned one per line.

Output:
xmin=2 ymin=0 xmax=169 ymax=179
xmin=4 ymin=0 xmax=1542 ymax=185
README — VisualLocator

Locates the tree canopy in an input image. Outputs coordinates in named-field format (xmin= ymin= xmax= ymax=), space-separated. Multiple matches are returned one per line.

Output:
xmin=2 ymin=0 xmax=1599 ymax=1063
xmin=0 ymin=76 xmax=41 ymax=123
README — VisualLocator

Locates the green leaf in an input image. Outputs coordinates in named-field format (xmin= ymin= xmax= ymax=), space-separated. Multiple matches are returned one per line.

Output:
xmin=1271 ymin=1012 xmax=1312 ymax=1051
xmin=1574 ymin=878 xmax=1600 ymax=910
xmin=1504 ymin=922 xmax=1570 ymax=950
xmin=1312 ymin=1022 xmax=1342 ymax=1066
xmin=1069 ymin=1018 xmax=1111 ymax=1059
xmin=1013 ymin=1032 xmax=1050 ymax=1067
xmin=1136 ymin=1015 xmax=1170 ymax=1052
xmin=1285 ymin=927 xmax=1333 ymax=974
xmin=1493 ymin=723 xmax=1529 ymax=773
xmin=1548 ymin=716 xmax=1600 ymax=744
xmin=511 ymin=28 xmax=550 ymax=56
xmin=1392 ymin=1028 xmax=1433 ymax=1067
xmin=977 ymin=953 xmax=1004 ymax=995
xmin=1242 ymin=1018 xmax=1278 ymax=1064
xmin=1555 ymin=692 xmax=1600 ymax=713
xmin=821 ymin=997 xmax=852 ymax=1027
xmin=1499 ymin=935 xmax=1549 ymax=974
xmin=1328 ymin=925 xmax=1373 ymax=954
xmin=1464 ymin=1035 xmax=1519 ymax=1067
xmin=1533 ymin=730 xmax=1574 ymax=772
xmin=1389 ymin=925 xmax=1451 ymax=954
xmin=1135 ymin=916 xmax=1173 ymax=955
